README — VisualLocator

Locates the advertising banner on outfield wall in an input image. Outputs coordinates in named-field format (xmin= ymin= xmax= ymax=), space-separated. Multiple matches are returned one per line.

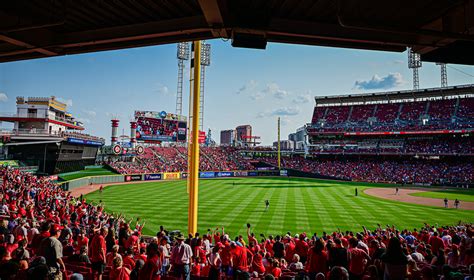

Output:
xmin=144 ymin=174 xmax=162 ymax=181
xmin=163 ymin=172 xmax=181 ymax=180
xmin=247 ymin=171 xmax=258 ymax=176
xmin=216 ymin=172 xmax=234 ymax=177
xmin=199 ymin=171 xmax=215 ymax=178
xmin=125 ymin=174 xmax=143 ymax=182
xmin=234 ymin=171 xmax=248 ymax=177
xmin=181 ymin=172 xmax=188 ymax=179
xmin=257 ymin=167 xmax=276 ymax=171
xmin=280 ymin=170 xmax=288 ymax=176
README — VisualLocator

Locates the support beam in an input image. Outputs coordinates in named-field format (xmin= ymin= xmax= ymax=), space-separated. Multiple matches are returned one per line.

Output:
xmin=0 ymin=34 xmax=57 ymax=56
xmin=197 ymin=0 xmax=228 ymax=37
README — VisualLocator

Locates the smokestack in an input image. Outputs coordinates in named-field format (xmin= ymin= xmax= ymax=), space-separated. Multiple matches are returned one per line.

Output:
xmin=111 ymin=119 xmax=119 ymax=144
xmin=130 ymin=121 xmax=137 ymax=148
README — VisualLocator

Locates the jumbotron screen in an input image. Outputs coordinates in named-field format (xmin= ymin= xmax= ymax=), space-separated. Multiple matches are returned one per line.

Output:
xmin=134 ymin=110 xmax=187 ymax=142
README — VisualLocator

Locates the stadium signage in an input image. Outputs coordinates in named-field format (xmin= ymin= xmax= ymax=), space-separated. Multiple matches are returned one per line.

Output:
xmin=257 ymin=167 xmax=275 ymax=171
xmin=234 ymin=171 xmax=248 ymax=177
xmin=138 ymin=135 xmax=174 ymax=141
xmin=247 ymin=171 xmax=258 ymax=176
xmin=112 ymin=144 xmax=122 ymax=155
xmin=134 ymin=110 xmax=186 ymax=121
xmin=199 ymin=171 xmax=215 ymax=178
xmin=144 ymin=173 xmax=162 ymax=181
xmin=343 ymin=129 xmax=473 ymax=136
xmin=181 ymin=172 xmax=188 ymax=179
xmin=136 ymin=145 xmax=144 ymax=155
xmin=67 ymin=137 xmax=103 ymax=146
xmin=216 ymin=172 xmax=233 ymax=177
xmin=164 ymin=172 xmax=180 ymax=180
xmin=125 ymin=174 xmax=142 ymax=181
xmin=280 ymin=170 xmax=288 ymax=176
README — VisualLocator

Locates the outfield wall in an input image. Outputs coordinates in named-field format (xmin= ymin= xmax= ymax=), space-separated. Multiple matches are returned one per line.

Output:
xmin=60 ymin=166 xmax=357 ymax=191
xmin=60 ymin=169 xmax=285 ymax=191
xmin=61 ymin=175 xmax=125 ymax=190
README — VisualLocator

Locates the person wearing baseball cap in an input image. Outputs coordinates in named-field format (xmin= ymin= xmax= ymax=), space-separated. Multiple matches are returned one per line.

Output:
xmin=38 ymin=223 xmax=65 ymax=279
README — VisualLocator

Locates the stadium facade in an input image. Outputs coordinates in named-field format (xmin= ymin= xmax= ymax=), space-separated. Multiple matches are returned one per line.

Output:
xmin=0 ymin=96 xmax=104 ymax=174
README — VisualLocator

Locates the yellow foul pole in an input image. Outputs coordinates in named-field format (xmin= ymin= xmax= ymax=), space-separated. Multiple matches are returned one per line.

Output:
xmin=188 ymin=41 xmax=201 ymax=235
xmin=187 ymin=43 xmax=194 ymax=195
xmin=277 ymin=117 xmax=281 ymax=170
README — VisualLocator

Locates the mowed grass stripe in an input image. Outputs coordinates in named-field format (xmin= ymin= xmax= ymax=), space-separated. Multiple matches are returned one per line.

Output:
xmin=84 ymin=177 xmax=474 ymax=236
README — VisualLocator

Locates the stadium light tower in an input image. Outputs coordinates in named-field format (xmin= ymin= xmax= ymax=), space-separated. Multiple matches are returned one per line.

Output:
xmin=176 ymin=42 xmax=190 ymax=116
xmin=199 ymin=42 xmax=211 ymax=131
xmin=408 ymin=48 xmax=422 ymax=90
xmin=436 ymin=62 xmax=448 ymax=88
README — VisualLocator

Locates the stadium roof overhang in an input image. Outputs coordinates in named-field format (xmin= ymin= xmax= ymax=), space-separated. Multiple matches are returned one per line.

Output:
xmin=0 ymin=0 xmax=473 ymax=64
xmin=315 ymin=84 xmax=474 ymax=105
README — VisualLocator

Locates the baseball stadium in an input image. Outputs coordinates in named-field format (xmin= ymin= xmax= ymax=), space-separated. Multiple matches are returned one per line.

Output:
xmin=0 ymin=1 xmax=473 ymax=280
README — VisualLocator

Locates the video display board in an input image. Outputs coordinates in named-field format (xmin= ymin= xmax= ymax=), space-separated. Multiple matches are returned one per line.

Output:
xmin=135 ymin=110 xmax=187 ymax=142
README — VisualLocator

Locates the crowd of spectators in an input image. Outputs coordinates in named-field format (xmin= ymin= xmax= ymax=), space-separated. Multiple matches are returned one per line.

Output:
xmin=260 ymin=157 xmax=473 ymax=185
xmin=0 ymin=167 xmax=473 ymax=280
xmin=108 ymin=147 xmax=253 ymax=175
xmin=107 ymin=143 xmax=473 ymax=185
xmin=310 ymin=137 xmax=474 ymax=155
xmin=309 ymin=97 xmax=474 ymax=133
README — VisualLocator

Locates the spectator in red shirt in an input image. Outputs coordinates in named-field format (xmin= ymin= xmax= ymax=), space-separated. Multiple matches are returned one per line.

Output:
xmin=295 ymin=235 xmax=309 ymax=264
xmin=428 ymin=232 xmax=444 ymax=253
xmin=139 ymin=242 xmax=161 ymax=280
xmin=90 ymin=227 xmax=108 ymax=280
xmin=123 ymin=247 xmax=136 ymax=271
xmin=348 ymin=238 xmax=370 ymax=280
xmin=110 ymin=256 xmax=131 ymax=280
xmin=231 ymin=241 xmax=250 ymax=280
xmin=271 ymin=259 xmax=282 ymax=278
xmin=306 ymin=239 xmax=328 ymax=278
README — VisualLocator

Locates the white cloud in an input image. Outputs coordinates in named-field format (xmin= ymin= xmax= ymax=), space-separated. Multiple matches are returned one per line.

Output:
xmin=354 ymin=72 xmax=405 ymax=90
xmin=272 ymin=107 xmax=300 ymax=116
xmin=82 ymin=110 xmax=97 ymax=118
xmin=293 ymin=92 xmax=312 ymax=104
xmin=57 ymin=97 xmax=73 ymax=107
xmin=393 ymin=60 xmax=404 ymax=65
xmin=0 ymin=92 xmax=8 ymax=102
xmin=235 ymin=80 xmax=257 ymax=95
xmin=263 ymin=83 xmax=288 ymax=99
xmin=250 ymin=91 xmax=265 ymax=100
xmin=257 ymin=106 xmax=301 ymax=118
xmin=155 ymin=83 xmax=171 ymax=95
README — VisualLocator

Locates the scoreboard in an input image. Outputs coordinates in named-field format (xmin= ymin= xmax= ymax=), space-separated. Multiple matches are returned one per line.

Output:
xmin=134 ymin=110 xmax=187 ymax=142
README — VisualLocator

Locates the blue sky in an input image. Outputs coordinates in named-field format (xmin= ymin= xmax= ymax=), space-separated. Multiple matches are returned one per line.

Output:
xmin=0 ymin=40 xmax=472 ymax=145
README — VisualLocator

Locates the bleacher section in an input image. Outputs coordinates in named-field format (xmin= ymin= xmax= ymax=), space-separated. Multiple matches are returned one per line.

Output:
xmin=309 ymin=85 xmax=474 ymax=133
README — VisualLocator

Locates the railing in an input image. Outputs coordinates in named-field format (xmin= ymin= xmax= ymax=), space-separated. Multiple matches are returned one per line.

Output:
xmin=63 ymin=132 xmax=105 ymax=143
xmin=4 ymin=129 xmax=62 ymax=136
xmin=1 ymin=129 xmax=105 ymax=143
xmin=0 ymin=112 xmax=83 ymax=128
xmin=54 ymin=116 xmax=83 ymax=127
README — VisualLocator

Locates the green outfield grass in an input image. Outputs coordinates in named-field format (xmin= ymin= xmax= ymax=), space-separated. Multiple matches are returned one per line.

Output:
xmin=410 ymin=189 xmax=474 ymax=202
xmin=84 ymin=177 xmax=473 ymax=237
xmin=60 ymin=167 xmax=117 ymax=181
